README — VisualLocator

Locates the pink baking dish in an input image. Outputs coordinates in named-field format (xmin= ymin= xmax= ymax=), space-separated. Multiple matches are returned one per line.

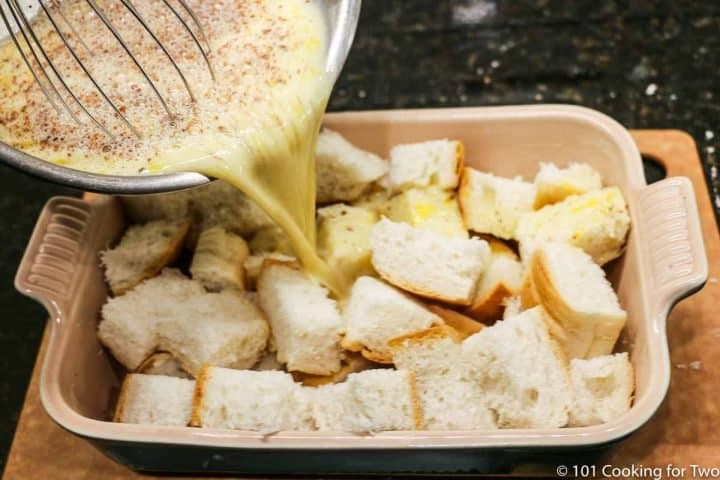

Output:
xmin=15 ymin=105 xmax=708 ymax=474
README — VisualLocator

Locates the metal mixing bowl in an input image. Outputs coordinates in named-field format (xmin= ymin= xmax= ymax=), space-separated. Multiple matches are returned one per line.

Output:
xmin=0 ymin=0 xmax=361 ymax=194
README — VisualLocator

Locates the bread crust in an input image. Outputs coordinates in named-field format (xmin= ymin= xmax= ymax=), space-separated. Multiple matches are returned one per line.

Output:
xmin=518 ymin=269 xmax=539 ymax=310
xmin=259 ymin=257 xmax=302 ymax=274
xmin=360 ymin=348 xmax=394 ymax=365
xmin=388 ymin=324 xmax=463 ymax=351
xmin=137 ymin=352 xmax=191 ymax=379
xmin=463 ymin=236 xmax=519 ymax=322
xmin=425 ymin=304 xmax=484 ymax=338
xmin=534 ymin=185 xmax=579 ymax=210
xmin=340 ymin=337 xmax=399 ymax=364
xmin=452 ymin=140 xmax=465 ymax=187
xmin=531 ymin=250 xmax=626 ymax=359
xmin=245 ymin=254 xmax=299 ymax=290
xmin=112 ymin=374 xmax=133 ymax=422
xmin=137 ymin=352 xmax=171 ymax=373
xmin=464 ymin=283 xmax=514 ymax=323
xmin=292 ymin=353 xmax=376 ymax=387
xmin=457 ymin=167 xmax=473 ymax=231
xmin=406 ymin=371 xmax=425 ymax=430
xmin=189 ymin=365 xmax=212 ymax=427
xmin=191 ymin=227 xmax=249 ymax=291
xmin=373 ymin=266 xmax=475 ymax=305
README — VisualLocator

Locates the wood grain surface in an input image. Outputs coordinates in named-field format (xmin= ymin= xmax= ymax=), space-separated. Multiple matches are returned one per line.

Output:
xmin=3 ymin=130 xmax=719 ymax=479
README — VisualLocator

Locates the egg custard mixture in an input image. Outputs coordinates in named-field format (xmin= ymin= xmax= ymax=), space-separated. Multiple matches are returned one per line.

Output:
xmin=0 ymin=0 xmax=345 ymax=292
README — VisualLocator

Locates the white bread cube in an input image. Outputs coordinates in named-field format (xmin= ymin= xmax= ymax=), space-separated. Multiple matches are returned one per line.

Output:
xmin=370 ymin=219 xmax=490 ymax=305
xmin=344 ymin=369 xmax=423 ymax=432
xmin=527 ymin=242 xmax=627 ymax=359
xmin=99 ymin=269 xmax=204 ymax=370
xmin=388 ymin=187 xmax=468 ymax=238
xmin=342 ymin=276 xmax=443 ymax=363
xmin=114 ymin=374 xmax=195 ymax=426
xmin=101 ymin=219 xmax=190 ymax=296
xmin=257 ymin=264 xmax=344 ymax=375
xmin=317 ymin=204 xmax=378 ymax=284
xmin=569 ymin=353 xmax=634 ymax=426
xmin=138 ymin=352 xmax=191 ymax=379
xmin=155 ymin=290 xmax=269 ymax=376
xmin=391 ymin=326 xmax=497 ymax=430
xmin=99 ymin=269 xmax=269 ymax=375
xmin=388 ymin=139 xmax=464 ymax=192
xmin=465 ymin=238 xmax=524 ymax=322
xmin=461 ymin=307 xmax=572 ymax=428
xmin=458 ymin=168 xmax=536 ymax=240
xmin=191 ymin=368 xmax=312 ymax=432
xmin=190 ymin=227 xmax=249 ymax=291
xmin=534 ymin=162 xmax=603 ymax=209
xmin=516 ymin=187 xmax=630 ymax=266
xmin=312 ymin=369 xmax=423 ymax=432
xmin=316 ymin=129 xmax=388 ymax=203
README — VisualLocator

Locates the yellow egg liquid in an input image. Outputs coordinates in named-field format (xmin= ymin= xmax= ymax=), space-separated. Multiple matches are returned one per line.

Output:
xmin=0 ymin=0 xmax=345 ymax=293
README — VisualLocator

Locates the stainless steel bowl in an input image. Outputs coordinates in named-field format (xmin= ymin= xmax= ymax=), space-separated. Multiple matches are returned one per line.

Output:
xmin=0 ymin=0 xmax=361 ymax=194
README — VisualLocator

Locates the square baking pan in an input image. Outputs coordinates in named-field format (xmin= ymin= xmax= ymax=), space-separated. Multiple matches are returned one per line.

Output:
xmin=14 ymin=105 xmax=708 ymax=474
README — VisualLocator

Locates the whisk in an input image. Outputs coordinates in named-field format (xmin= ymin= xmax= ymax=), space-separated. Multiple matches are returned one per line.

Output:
xmin=0 ymin=0 xmax=214 ymax=137
xmin=0 ymin=0 xmax=361 ymax=194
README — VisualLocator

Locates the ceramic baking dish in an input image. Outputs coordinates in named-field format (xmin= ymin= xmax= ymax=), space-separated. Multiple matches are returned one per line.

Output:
xmin=15 ymin=105 xmax=708 ymax=475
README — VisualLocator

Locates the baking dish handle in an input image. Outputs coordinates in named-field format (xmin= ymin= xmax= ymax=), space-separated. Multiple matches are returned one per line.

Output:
xmin=635 ymin=177 xmax=708 ymax=319
xmin=15 ymin=196 xmax=105 ymax=320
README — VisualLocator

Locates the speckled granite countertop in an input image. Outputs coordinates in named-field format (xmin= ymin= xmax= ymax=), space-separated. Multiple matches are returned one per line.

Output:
xmin=0 ymin=0 xmax=718 ymax=470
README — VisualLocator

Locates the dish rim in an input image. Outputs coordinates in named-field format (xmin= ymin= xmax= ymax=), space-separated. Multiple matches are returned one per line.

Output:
xmin=17 ymin=104 xmax=708 ymax=450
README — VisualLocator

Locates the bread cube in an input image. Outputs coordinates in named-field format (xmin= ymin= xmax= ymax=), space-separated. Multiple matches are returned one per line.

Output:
xmin=516 ymin=187 xmax=630 ymax=265
xmin=388 ymin=186 xmax=468 ymax=238
xmin=101 ymin=219 xmax=190 ymax=296
xmin=190 ymin=227 xmax=249 ymax=291
xmin=342 ymin=276 xmax=443 ymax=363
xmin=388 ymin=139 xmax=464 ymax=192
xmin=317 ymin=204 xmax=378 ymax=284
xmin=461 ymin=307 xmax=572 ymax=428
xmin=458 ymin=168 xmax=536 ymax=240
xmin=391 ymin=326 xmax=497 ymax=430
xmin=465 ymin=237 xmax=524 ymax=322
xmin=370 ymin=219 xmax=490 ymax=305
xmin=525 ymin=242 xmax=627 ymax=359
xmin=316 ymin=129 xmax=388 ymax=203
xmin=114 ymin=374 xmax=195 ymax=426
xmin=257 ymin=264 xmax=344 ymax=375
xmin=191 ymin=368 xmax=312 ymax=432
xmin=312 ymin=369 xmax=423 ymax=432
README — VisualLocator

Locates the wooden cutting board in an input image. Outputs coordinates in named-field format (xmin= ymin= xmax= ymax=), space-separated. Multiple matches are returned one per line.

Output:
xmin=3 ymin=130 xmax=719 ymax=479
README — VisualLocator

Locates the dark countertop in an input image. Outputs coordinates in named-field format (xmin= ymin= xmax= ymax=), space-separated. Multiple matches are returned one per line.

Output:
xmin=0 ymin=0 xmax=718 ymax=471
